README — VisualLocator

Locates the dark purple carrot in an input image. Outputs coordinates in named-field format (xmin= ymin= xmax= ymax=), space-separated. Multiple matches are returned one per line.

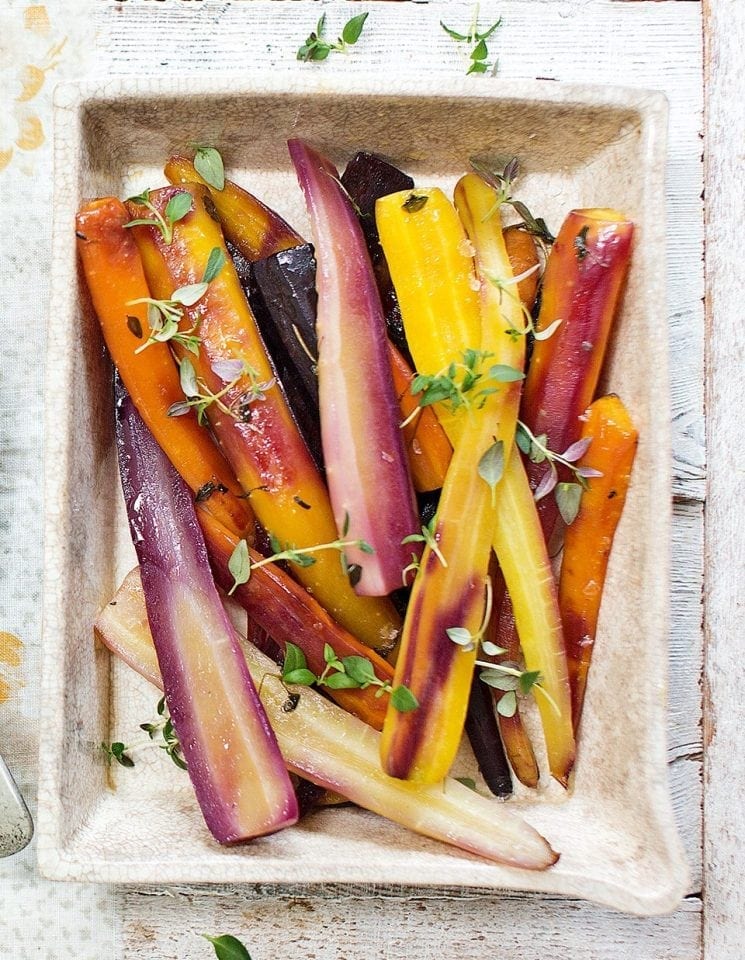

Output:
xmin=115 ymin=383 xmax=298 ymax=844
xmin=341 ymin=151 xmax=414 ymax=364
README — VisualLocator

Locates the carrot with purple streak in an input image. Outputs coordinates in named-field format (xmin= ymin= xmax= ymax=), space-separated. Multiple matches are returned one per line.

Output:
xmin=115 ymin=385 xmax=298 ymax=844
xmin=288 ymin=138 xmax=420 ymax=596
xmin=127 ymin=184 xmax=401 ymax=651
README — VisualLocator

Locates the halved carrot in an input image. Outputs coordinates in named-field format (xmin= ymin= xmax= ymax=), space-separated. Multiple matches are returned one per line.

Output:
xmin=75 ymin=197 xmax=254 ymax=540
xmin=559 ymin=395 xmax=638 ymax=733
xmin=127 ymin=184 xmax=401 ymax=651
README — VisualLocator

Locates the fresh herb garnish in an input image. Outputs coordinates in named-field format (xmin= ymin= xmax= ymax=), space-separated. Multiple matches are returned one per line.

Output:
xmin=297 ymin=12 xmax=370 ymax=62
xmin=478 ymin=663 xmax=552 ymax=718
xmin=445 ymin=577 xmax=496 ymax=653
xmin=441 ymin=4 xmax=502 ymax=75
xmin=203 ymin=933 xmax=253 ymax=960
xmin=193 ymin=146 xmax=226 ymax=191
xmin=483 ymin=264 xmax=556 ymax=342
xmin=102 ymin=697 xmax=187 ymax=770
xmin=403 ymin=349 xmax=522 ymax=427
xmin=515 ymin=421 xmax=603 ymax=519
xmin=168 ymin=357 xmax=275 ymax=425
xmin=477 ymin=438 xmax=505 ymax=506
xmin=125 ymin=246 xmax=225 ymax=356
xmin=227 ymin=535 xmax=374 ymax=595
xmin=402 ymin=193 xmax=429 ymax=213
xmin=123 ymin=188 xmax=193 ymax=244
xmin=402 ymin=516 xmax=447 ymax=569
xmin=281 ymin=641 xmax=418 ymax=713
xmin=469 ymin=156 xmax=555 ymax=246
xmin=101 ymin=741 xmax=134 ymax=768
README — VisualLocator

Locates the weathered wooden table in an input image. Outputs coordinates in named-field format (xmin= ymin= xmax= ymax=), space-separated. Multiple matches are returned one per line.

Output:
xmin=0 ymin=1 xmax=740 ymax=957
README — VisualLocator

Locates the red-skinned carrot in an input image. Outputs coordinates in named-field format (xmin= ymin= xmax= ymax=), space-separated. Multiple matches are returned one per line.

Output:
xmin=75 ymin=197 xmax=254 ymax=540
xmin=199 ymin=511 xmax=394 ymax=730
xmin=559 ymin=395 xmax=638 ymax=732
xmin=164 ymin=155 xmax=302 ymax=260
xmin=127 ymin=184 xmax=401 ymax=652
xmin=490 ymin=209 xmax=633 ymax=768
xmin=522 ymin=208 xmax=634 ymax=540
xmin=115 ymin=388 xmax=297 ymax=843
xmin=97 ymin=568 xmax=558 ymax=871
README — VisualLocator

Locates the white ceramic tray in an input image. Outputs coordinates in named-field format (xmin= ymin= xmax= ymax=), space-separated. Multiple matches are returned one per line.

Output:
xmin=38 ymin=74 xmax=687 ymax=914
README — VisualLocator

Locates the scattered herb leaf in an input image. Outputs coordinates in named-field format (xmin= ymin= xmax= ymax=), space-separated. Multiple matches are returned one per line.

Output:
xmin=123 ymin=188 xmax=192 ymax=244
xmin=203 ymin=933 xmax=253 ymax=960
xmin=402 ymin=193 xmax=429 ymax=213
xmin=194 ymin=146 xmax=226 ymax=191
xmin=441 ymin=5 xmax=502 ymax=75
xmin=477 ymin=438 xmax=505 ymax=505
xmin=297 ymin=11 xmax=370 ymax=62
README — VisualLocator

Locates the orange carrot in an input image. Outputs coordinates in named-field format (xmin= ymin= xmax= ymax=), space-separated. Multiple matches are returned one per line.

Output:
xmin=127 ymin=184 xmax=401 ymax=652
xmin=75 ymin=197 xmax=254 ymax=540
xmin=504 ymin=226 xmax=540 ymax=311
xmin=559 ymin=395 xmax=638 ymax=733
xmin=164 ymin=155 xmax=302 ymax=260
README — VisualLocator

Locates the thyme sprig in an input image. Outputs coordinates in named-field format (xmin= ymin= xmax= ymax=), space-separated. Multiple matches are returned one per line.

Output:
xmin=101 ymin=697 xmax=187 ymax=770
xmin=227 ymin=534 xmax=374 ymax=595
xmin=484 ymin=265 xmax=560 ymax=342
xmin=515 ymin=421 xmax=603 ymax=523
xmin=297 ymin=12 xmax=369 ymax=62
xmin=402 ymin=349 xmax=523 ymax=427
xmin=123 ymin=188 xmax=192 ymax=244
xmin=441 ymin=4 xmax=502 ymax=75
xmin=469 ymin=156 xmax=556 ymax=247
xmin=281 ymin=641 xmax=419 ymax=713
xmin=402 ymin=517 xmax=447 ymax=568
xmin=168 ymin=356 xmax=275 ymax=425
xmin=477 ymin=661 xmax=560 ymax=719
xmin=126 ymin=246 xmax=226 ymax=355
xmin=445 ymin=577 xmax=495 ymax=653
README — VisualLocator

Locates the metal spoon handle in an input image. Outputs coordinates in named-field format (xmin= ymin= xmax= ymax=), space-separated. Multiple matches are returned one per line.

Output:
xmin=0 ymin=753 xmax=33 ymax=858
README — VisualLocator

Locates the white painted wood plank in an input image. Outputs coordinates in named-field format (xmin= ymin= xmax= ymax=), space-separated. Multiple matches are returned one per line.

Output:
xmin=86 ymin=1 xmax=704 ymax=955
xmin=120 ymin=887 xmax=702 ymax=960
xmin=95 ymin=0 xmax=705 ymax=501
xmin=702 ymin=1 xmax=745 ymax=957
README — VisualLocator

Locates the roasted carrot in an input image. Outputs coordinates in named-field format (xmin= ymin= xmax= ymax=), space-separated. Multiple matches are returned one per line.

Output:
xmin=75 ymin=197 xmax=254 ymax=540
xmin=164 ymin=155 xmax=302 ymax=261
xmin=200 ymin=511 xmax=394 ymax=730
xmin=378 ymin=179 xmax=574 ymax=786
xmin=127 ymin=184 xmax=400 ymax=652
xmin=504 ymin=225 xmax=540 ymax=311
xmin=522 ymin=208 xmax=634 ymax=542
xmin=559 ymin=395 xmax=638 ymax=733
xmin=388 ymin=342 xmax=451 ymax=492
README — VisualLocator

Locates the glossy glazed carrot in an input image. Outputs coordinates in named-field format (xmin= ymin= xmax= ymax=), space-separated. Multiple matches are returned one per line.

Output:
xmin=522 ymin=208 xmax=634 ymax=540
xmin=559 ymin=395 xmax=638 ymax=732
xmin=127 ymin=185 xmax=400 ymax=651
xmin=200 ymin=511 xmax=394 ymax=730
xmin=164 ymin=155 xmax=302 ymax=261
xmin=378 ymin=179 xmax=574 ymax=786
xmin=98 ymin=568 xmax=558 ymax=870
xmin=503 ymin=225 xmax=540 ymax=311
xmin=289 ymin=139 xmax=419 ymax=596
xmin=75 ymin=197 xmax=254 ymax=540
xmin=116 ymin=391 xmax=297 ymax=843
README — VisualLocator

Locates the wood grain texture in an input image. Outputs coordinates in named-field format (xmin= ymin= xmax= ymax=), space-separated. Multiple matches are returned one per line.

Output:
xmin=702 ymin=1 xmax=744 ymax=956
xmin=85 ymin=0 xmax=704 ymax=956
xmin=121 ymin=888 xmax=702 ymax=960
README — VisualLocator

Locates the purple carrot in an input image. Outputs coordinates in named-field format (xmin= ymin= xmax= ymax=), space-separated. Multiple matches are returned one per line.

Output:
xmin=288 ymin=139 xmax=419 ymax=596
xmin=115 ymin=382 xmax=298 ymax=843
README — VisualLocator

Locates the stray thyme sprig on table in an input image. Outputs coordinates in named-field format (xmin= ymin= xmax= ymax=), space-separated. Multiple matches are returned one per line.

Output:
xmin=441 ymin=4 xmax=502 ymax=75
xmin=297 ymin=12 xmax=369 ymax=62
xmin=101 ymin=696 xmax=187 ymax=770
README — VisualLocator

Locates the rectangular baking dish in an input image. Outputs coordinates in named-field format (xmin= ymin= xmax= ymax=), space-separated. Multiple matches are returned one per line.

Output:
xmin=38 ymin=75 xmax=687 ymax=915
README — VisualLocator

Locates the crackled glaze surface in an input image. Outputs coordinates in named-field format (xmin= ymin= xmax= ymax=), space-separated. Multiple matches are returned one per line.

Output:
xmin=37 ymin=73 xmax=687 ymax=915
